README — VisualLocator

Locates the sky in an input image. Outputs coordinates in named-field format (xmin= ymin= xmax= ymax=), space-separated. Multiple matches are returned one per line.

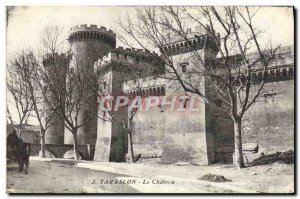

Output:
xmin=6 ymin=6 xmax=294 ymax=125
xmin=6 ymin=7 xmax=137 ymax=57
xmin=7 ymin=6 xmax=294 ymax=57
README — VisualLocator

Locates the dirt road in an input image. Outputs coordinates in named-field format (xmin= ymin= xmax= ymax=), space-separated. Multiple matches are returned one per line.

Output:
xmin=7 ymin=160 xmax=138 ymax=193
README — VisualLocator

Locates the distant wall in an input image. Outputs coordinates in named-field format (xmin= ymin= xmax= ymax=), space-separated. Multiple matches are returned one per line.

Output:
xmin=21 ymin=131 xmax=40 ymax=144
xmin=45 ymin=121 xmax=64 ymax=145
xmin=242 ymin=80 xmax=294 ymax=153
xmin=31 ymin=144 xmax=95 ymax=160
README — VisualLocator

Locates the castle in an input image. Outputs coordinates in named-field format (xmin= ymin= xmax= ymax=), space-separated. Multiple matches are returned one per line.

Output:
xmin=41 ymin=24 xmax=294 ymax=165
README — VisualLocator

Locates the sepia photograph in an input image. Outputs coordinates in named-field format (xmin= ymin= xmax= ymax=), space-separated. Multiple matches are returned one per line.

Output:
xmin=5 ymin=6 xmax=295 ymax=194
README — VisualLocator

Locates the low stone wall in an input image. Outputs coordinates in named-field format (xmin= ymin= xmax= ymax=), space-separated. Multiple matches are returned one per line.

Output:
xmin=30 ymin=144 xmax=95 ymax=160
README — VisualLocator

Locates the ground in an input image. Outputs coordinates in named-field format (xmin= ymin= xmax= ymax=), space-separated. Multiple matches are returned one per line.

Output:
xmin=7 ymin=160 xmax=138 ymax=193
xmin=6 ymin=157 xmax=295 ymax=194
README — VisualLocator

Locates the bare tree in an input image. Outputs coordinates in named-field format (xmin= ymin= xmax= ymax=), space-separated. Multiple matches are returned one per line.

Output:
xmin=118 ymin=6 xmax=280 ymax=168
xmin=33 ymin=50 xmax=95 ymax=161
xmin=22 ymin=25 xmax=95 ymax=160
xmin=7 ymin=52 xmax=34 ymax=138
xmin=7 ymin=26 xmax=69 ymax=158
xmin=6 ymin=108 xmax=14 ymax=128
xmin=7 ymin=26 xmax=67 ymax=156
xmin=33 ymin=26 xmax=96 ymax=160
xmin=9 ymin=50 xmax=60 ymax=158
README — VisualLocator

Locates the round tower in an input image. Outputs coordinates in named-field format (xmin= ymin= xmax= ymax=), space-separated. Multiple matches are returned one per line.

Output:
xmin=43 ymin=53 xmax=70 ymax=144
xmin=65 ymin=24 xmax=116 ymax=145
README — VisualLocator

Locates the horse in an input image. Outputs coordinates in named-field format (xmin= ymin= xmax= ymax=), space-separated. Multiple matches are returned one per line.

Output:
xmin=7 ymin=131 xmax=19 ymax=163
xmin=16 ymin=140 xmax=31 ymax=174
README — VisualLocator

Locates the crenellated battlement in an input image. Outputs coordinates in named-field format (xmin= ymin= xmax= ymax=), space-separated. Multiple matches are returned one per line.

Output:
xmin=68 ymin=24 xmax=116 ymax=47
xmin=43 ymin=52 xmax=69 ymax=59
xmin=94 ymin=46 xmax=162 ymax=73
xmin=114 ymin=46 xmax=159 ymax=57
xmin=161 ymin=24 xmax=220 ymax=56
xmin=69 ymin=24 xmax=116 ymax=37
xmin=123 ymin=76 xmax=167 ymax=96
xmin=250 ymin=64 xmax=294 ymax=83
xmin=42 ymin=53 xmax=71 ymax=66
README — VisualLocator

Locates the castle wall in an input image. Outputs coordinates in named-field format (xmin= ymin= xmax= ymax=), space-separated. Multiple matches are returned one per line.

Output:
xmin=132 ymin=100 xmax=165 ymax=156
xmin=94 ymin=70 xmax=128 ymax=162
xmin=160 ymin=46 xmax=234 ymax=165
xmin=110 ymin=112 xmax=128 ymax=162
xmin=94 ymin=117 xmax=113 ymax=161
xmin=94 ymin=71 xmax=113 ymax=161
xmin=42 ymin=24 xmax=294 ymax=166
xmin=93 ymin=47 xmax=164 ymax=162
xmin=206 ymin=98 xmax=234 ymax=164
xmin=162 ymin=98 xmax=209 ymax=164
xmin=242 ymin=80 xmax=294 ymax=153
xmin=161 ymin=51 xmax=216 ymax=165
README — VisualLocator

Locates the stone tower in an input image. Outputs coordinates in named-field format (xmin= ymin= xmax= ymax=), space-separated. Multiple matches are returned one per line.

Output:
xmin=42 ymin=53 xmax=70 ymax=144
xmin=65 ymin=24 xmax=116 ymax=145
xmin=160 ymin=26 xmax=234 ymax=165
xmin=93 ymin=47 xmax=163 ymax=162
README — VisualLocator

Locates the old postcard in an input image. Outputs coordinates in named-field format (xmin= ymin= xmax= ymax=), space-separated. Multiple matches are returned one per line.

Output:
xmin=6 ymin=6 xmax=294 ymax=194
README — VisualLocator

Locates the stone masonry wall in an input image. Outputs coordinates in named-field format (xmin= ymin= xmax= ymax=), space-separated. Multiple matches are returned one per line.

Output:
xmin=242 ymin=80 xmax=294 ymax=154
xmin=132 ymin=102 xmax=165 ymax=156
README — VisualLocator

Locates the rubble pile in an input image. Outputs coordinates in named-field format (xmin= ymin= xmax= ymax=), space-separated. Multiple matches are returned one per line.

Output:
xmin=250 ymin=150 xmax=294 ymax=166
xmin=199 ymin=174 xmax=232 ymax=183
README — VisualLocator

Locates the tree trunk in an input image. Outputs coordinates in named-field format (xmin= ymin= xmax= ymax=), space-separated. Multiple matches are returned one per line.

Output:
xmin=17 ymin=127 xmax=22 ymax=139
xmin=72 ymin=131 xmax=79 ymax=161
xmin=40 ymin=129 xmax=46 ymax=158
xmin=128 ymin=131 xmax=135 ymax=163
xmin=233 ymin=118 xmax=245 ymax=168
